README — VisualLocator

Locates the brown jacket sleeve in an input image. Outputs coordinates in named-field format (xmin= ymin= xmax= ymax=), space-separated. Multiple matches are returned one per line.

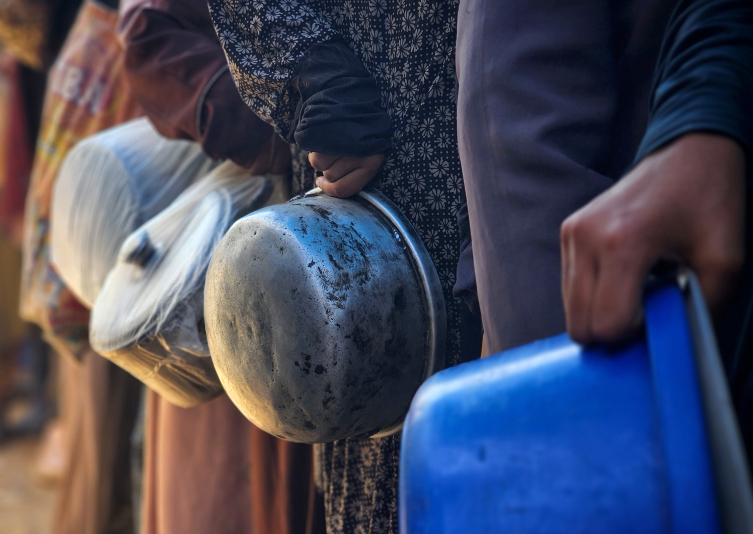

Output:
xmin=118 ymin=0 xmax=272 ymax=167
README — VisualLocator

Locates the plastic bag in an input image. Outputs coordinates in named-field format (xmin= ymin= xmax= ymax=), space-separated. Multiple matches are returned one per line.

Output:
xmin=50 ymin=118 xmax=217 ymax=308
xmin=89 ymin=162 xmax=289 ymax=407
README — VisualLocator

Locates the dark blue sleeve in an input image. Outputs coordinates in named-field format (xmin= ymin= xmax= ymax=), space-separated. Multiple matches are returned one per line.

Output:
xmin=634 ymin=0 xmax=753 ymax=163
xmin=290 ymin=37 xmax=392 ymax=157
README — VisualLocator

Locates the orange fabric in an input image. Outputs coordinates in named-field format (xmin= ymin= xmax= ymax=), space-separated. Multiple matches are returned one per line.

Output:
xmin=20 ymin=1 xmax=142 ymax=359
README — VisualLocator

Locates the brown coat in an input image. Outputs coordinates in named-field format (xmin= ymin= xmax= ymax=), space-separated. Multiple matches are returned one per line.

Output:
xmin=118 ymin=0 xmax=272 ymax=167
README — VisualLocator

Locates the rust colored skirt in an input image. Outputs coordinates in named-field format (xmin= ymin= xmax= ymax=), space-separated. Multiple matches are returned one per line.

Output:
xmin=52 ymin=350 xmax=141 ymax=534
xmin=142 ymin=390 xmax=325 ymax=534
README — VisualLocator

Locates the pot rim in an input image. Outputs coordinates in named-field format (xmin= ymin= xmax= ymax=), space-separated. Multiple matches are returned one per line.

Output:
xmin=301 ymin=186 xmax=447 ymax=438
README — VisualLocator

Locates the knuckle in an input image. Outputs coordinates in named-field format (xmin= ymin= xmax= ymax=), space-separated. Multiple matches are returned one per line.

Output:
xmin=564 ymin=210 xmax=640 ymax=256
xmin=696 ymin=248 xmax=744 ymax=279
xmin=599 ymin=221 xmax=632 ymax=252
xmin=560 ymin=216 xmax=578 ymax=240
xmin=330 ymin=180 xmax=349 ymax=198
xmin=591 ymin=313 xmax=629 ymax=343
xmin=310 ymin=153 xmax=334 ymax=171
xmin=565 ymin=215 xmax=594 ymax=244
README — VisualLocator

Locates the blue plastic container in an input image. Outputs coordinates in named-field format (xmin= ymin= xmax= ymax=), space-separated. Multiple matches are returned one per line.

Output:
xmin=400 ymin=277 xmax=753 ymax=533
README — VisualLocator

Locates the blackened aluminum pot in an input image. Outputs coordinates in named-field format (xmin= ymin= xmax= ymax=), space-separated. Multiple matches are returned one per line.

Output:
xmin=204 ymin=187 xmax=446 ymax=443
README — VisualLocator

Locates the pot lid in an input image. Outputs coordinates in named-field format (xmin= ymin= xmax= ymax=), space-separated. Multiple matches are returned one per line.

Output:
xmin=90 ymin=172 xmax=272 ymax=356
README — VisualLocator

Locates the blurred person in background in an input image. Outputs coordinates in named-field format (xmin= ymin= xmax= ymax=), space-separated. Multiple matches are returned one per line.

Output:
xmin=118 ymin=1 xmax=324 ymax=533
xmin=19 ymin=1 xmax=144 ymax=533
xmin=0 ymin=0 xmax=79 ymax=453
xmin=0 ymin=52 xmax=45 ymax=443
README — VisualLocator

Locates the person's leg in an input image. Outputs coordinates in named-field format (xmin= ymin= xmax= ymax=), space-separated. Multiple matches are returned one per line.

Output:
xmin=52 ymin=350 xmax=141 ymax=534
xmin=140 ymin=392 xmax=254 ymax=534
xmin=250 ymin=428 xmax=326 ymax=534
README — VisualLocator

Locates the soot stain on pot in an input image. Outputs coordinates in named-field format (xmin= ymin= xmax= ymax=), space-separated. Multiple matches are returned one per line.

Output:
xmin=393 ymin=287 xmax=407 ymax=312
xmin=315 ymin=263 xmax=351 ymax=309
xmin=327 ymin=252 xmax=343 ymax=271
xmin=294 ymin=361 xmax=310 ymax=375
xmin=298 ymin=216 xmax=308 ymax=235
xmin=307 ymin=203 xmax=332 ymax=221
xmin=210 ymin=194 xmax=438 ymax=441
xmin=346 ymin=323 xmax=372 ymax=354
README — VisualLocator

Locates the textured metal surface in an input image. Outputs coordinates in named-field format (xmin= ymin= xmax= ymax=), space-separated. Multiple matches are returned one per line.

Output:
xmin=205 ymin=187 xmax=446 ymax=442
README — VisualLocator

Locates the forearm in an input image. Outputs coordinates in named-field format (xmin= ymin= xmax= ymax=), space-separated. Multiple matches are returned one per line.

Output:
xmin=207 ymin=0 xmax=337 ymax=137
xmin=120 ymin=4 xmax=272 ymax=166
xmin=208 ymin=1 xmax=390 ymax=156
xmin=636 ymin=0 xmax=753 ymax=164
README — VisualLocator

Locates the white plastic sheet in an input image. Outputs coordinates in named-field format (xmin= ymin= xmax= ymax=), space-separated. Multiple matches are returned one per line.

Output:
xmin=90 ymin=161 xmax=289 ymax=407
xmin=51 ymin=118 xmax=217 ymax=308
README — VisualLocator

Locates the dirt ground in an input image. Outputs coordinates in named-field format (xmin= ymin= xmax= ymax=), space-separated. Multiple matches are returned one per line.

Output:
xmin=0 ymin=437 xmax=57 ymax=534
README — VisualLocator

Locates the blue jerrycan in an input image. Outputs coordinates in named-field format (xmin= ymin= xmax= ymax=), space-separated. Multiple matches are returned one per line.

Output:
xmin=399 ymin=273 xmax=753 ymax=534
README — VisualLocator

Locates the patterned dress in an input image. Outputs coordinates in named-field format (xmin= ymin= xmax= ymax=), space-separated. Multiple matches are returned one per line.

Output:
xmin=209 ymin=1 xmax=465 ymax=533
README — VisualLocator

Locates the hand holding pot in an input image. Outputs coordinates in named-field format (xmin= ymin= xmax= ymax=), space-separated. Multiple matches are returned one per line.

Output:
xmin=309 ymin=152 xmax=384 ymax=198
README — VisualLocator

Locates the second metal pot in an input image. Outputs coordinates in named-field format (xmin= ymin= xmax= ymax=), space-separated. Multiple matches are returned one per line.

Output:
xmin=205 ymin=187 xmax=446 ymax=442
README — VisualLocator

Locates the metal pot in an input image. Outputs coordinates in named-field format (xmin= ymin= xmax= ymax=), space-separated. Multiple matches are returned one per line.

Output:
xmin=205 ymin=187 xmax=446 ymax=443
xmin=90 ymin=166 xmax=276 ymax=408
xmin=51 ymin=118 xmax=215 ymax=308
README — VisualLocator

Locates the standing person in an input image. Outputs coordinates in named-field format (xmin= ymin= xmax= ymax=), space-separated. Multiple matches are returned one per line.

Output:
xmin=19 ymin=1 xmax=144 ymax=533
xmin=207 ymin=0 xmax=482 ymax=532
xmin=118 ymin=1 xmax=324 ymax=533
xmin=560 ymin=0 xmax=753 ymax=449
xmin=456 ymin=0 xmax=677 ymax=355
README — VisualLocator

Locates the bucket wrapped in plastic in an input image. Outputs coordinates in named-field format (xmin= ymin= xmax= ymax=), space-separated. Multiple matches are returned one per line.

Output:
xmin=51 ymin=118 xmax=217 ymax=308
xmin=89 ymin=162 xmax=288 ymax=407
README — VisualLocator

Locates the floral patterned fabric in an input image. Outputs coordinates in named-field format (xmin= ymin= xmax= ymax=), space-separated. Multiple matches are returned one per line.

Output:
xmin=209 ymin=1 xmax=466 ymax=533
